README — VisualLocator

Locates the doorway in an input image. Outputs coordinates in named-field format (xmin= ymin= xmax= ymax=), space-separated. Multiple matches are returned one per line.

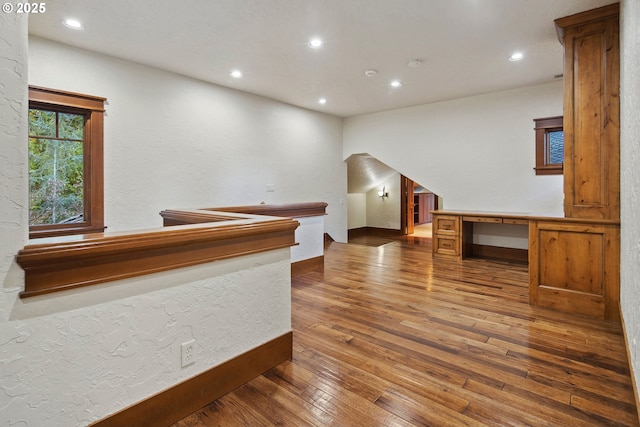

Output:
xmin=401 ymin=175 xmax=438 ymax=237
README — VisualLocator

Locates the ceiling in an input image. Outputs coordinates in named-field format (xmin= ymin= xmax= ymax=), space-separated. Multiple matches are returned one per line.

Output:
xmin=28 ymin=0 xmax=616 ymax=118
xmin=347 ymin=154 xmax=397 ymax=194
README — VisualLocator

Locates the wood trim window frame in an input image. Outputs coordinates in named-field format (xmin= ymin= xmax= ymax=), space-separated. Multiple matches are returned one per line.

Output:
xmin=28 ymin=86 xmax=106 ymax=239
xmin=534 ymin=115 xmax=564 ymax=176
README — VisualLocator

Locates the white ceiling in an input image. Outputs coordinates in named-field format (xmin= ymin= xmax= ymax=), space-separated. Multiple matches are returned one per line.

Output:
xmin=28 ymin=0 xmax=616 ymax=118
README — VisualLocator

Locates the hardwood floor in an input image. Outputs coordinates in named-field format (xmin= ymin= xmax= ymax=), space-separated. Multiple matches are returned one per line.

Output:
xmin=173 ymin=236 xmax=638 ymax=426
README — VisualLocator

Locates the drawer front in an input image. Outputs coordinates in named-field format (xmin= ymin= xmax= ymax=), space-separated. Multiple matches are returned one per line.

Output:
xmin=434 ymin=235 xmax=459 ymax=256
xmin=434 ymin=215 xmax=459 ymax=234
xmin=462 ymin=216 xmax=502 ymax=223
xmin=503 ymin=218 xmax=528 ymax=225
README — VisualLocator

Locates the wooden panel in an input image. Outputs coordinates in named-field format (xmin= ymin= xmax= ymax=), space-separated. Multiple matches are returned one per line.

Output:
xmin=529 ymin=220 xmax=620 ymax=321
xmin=29 ymin=85 xmax=106 ymax=111
xmin=432 ymin=213 xmax=461 ymax=257
xmin=206 ymin=202 xmax=328 ymax=218
xmin=434 ymin=235 xmax=458 ymax=256
xmin=433 ymin=215 xmax=459 ymax=235
xmin=558 ymin=5 xmax=620 ymax=220
xmin=538 ymin=229 xmax=604 ymax=295
xmin=472 ymin=244 xmax=528 ymax=264
xmin=291 ymin=255 xmax=324 ymax=275
xmin=503 ymin=218 xmax=528 ymax=225
xmin=462 ymin=216 xmax=502 ymax=224
xmin=572 ymin=31 xmax=606 ymax=208
xmin=18 ymin=213 xmax=299 ymax=297
xmin=92 ymin=332 xmax=292 ymax=427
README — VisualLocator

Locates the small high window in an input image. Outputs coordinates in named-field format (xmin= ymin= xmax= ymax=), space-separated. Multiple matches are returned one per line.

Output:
xmin=28 ymin=86 xmax=106 ymax=238
xmin=533 ymin=116 xmax=564 ymax=175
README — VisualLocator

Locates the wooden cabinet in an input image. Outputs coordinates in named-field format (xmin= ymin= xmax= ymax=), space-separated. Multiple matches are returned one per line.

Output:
xmin=432 ymin=214 xmax=460 ymax=256
xmin=414 ymin=193 xmax=435 ymax=224
xmin=529 ymin=219 xmax=620 ymax=321
xmin=431 ymin=211 xmax=529 ymax=262
xmin=556 ymin=4 xmax=620 ymax=220
xmin=527 ymin=4 xmax=622 ymax=321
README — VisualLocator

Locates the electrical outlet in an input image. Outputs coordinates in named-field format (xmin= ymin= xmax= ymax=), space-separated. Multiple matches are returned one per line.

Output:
xmin=266 ymin=184 xmax=275 ymax=192
xmin=181 ymin=339 xmax=195 ymax=368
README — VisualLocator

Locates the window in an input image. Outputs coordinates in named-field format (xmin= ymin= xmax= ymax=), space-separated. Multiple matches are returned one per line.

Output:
xmin=28 ymin=86 xmax=106 ymax=238
xmin=533 ymin=116 xmax=564 ymax=175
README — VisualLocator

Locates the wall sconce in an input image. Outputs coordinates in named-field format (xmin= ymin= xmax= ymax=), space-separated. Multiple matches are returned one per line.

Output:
xmin=378 ymin=186 xmax=389 ymax=199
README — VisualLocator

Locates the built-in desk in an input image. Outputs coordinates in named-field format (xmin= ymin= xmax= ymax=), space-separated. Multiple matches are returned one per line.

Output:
xmin=431 ymin=210 xmax=621 ymax=321
xmin=432 ymin=210 xmax=531 ymax=263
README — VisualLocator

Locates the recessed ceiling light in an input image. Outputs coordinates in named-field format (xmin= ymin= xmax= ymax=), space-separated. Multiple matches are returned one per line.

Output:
xmin=62 ymin=18 xmax=84 ymax=30
xmin=390 ymin=80 xmax=402 ymax=88
xmin=364 ymin=69 xmax=377 ymax=77
xmin=508 ymin=51 xmax=525 ymax=61
xmin=318 ymin=98 xmax=327 ymax=104
xmin=308 ymin=38 xmax=323 ymax=49
xmin=230 ymin=70 xmax=243 ymax=79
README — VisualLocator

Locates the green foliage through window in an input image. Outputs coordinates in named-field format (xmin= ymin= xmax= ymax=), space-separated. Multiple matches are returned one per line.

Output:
xmin=28 ymin=108 xmax=85 ymax=225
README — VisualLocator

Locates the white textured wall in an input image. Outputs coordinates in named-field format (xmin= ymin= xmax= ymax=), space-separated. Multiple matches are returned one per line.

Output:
xmin=0 ymin=13 xmax=28 ymax=323
xmin=28 ymin=37 xmax=348 ymax=242
xmin=620 ymin=0 xmax=640 ymax=404
xmin=1 ymin=26 xmax=292 ymax=426
xmin=347 ymin=193 xmax=367 ymax=229
xmin=366 ymin=172 xmax=401 ymax=229
xmin=291 ymin=216 xmax=324 ymax=262
xmin=3 ymin=249 xmax=292 ymax=426
xmin=344 ymin=82 xmax=565 ymax=216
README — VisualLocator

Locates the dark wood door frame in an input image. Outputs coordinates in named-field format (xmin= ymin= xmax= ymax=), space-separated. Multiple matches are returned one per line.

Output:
xmin=401 ymin=175 xmax=414 ymax=235
xmin=401 ymin=175 xmax=438 ymax=236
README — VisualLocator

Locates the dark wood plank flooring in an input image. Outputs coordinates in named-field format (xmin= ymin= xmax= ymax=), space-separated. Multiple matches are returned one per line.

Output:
xmin=173 ymin=236 xmax=638 ymax=426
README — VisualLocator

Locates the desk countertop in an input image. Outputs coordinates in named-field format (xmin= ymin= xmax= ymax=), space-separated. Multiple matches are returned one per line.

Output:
xmin=430 ymin=210 xmax=620 ymax=225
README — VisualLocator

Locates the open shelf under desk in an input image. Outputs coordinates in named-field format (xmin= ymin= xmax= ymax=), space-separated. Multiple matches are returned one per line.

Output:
xmin=460 ymin=220 xmax=529 ymax=264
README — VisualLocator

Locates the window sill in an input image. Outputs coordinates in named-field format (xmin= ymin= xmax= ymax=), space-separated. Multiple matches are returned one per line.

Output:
xmin=29 ymin=225 xmax=107 ymax=240
xmin=534 ymin=165 xmax=563 ymax=175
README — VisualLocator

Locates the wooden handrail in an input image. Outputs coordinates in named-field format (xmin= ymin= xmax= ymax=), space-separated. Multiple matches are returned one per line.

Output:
xmin=18 ymin=210 xmax=299 ymax=298
xmin=160 ymin=202 xmax=327 ymax=226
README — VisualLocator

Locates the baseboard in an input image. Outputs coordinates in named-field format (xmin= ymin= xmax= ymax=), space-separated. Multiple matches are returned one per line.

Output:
xmin=471 ymin=244 xmax=528 ymax=264
xmin=348 ymin=227 xmax=403 ymax=239
xmin=620 ymin=305 xmax=640 ymax=424
xmin=292 ymin=255 xmax=324 ymax=275
xmin=91 ymin=331 xmax=293 ymax=427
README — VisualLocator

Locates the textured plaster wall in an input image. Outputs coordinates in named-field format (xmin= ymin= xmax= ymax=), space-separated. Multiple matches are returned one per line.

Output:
xmin=366 ymin=172 xmax=401 ymax=230
xmin=347 ymin=193 xmax=367 ymax=229
xmin=343 ymin=82 xmax=564 ymax=216
xmin=291 ymin=216 xmax=324 ymax=263
xmin=0 ymin=12 xmax=28 ymax=315
xmin=1 ymin=25 xmax=293 ymax=426
xmin=2 ymin=249 xmax=292 ymax=426
xmin=28 ymin=37 xmax=348 ymax=242
xmin=620 ymin=0 xmax=640 ymax=403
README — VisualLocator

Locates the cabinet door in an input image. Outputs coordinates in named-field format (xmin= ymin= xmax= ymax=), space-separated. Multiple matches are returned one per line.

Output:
xmin=529 ymin=220 xmax=620 ymax=321
xmin=557 ymin=5 xmax=619 ymax=220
